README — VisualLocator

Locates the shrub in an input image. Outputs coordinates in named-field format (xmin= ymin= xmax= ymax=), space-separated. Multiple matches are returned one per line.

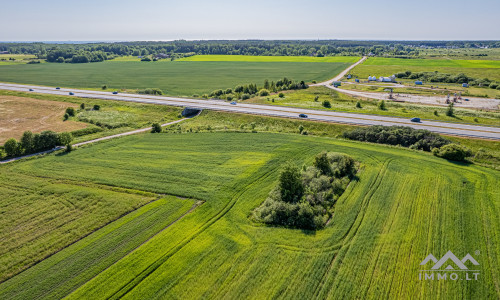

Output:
xmin=65 ymin=144 xmax=73 ymax=152
xmin=241 ymin=94 xmax=250 ymax=100
xmin=101 ymin=85 xmax=107 ymax=90
xmin=314 ymin=95 xmax=319 ymax=102
xmin=58 ymin=132 xmax=73 ymax=146
xmin=93 ymin=104 xmax=100 ymax=111
xmin=65 ymin=107 xmax=76 ymax=117
xmin=322 ymin=100 xmax=331 ymax=108
xmin=258 ymin=89 xmax=270 ymax=96
xmin=80 ymin=103 xmax=85 ymax=110
xmin=378 ymin=100 xmax=386 ymax=110
xmin=63 ymin=113 xmax=69 ymax=121
xmin=298 ymin=125 xmax=304 ymax=133
xmin=434 ymin=110 xmax=438 ymax=116
xmin=432 ymin=143 xmax=472 ymax=161
xmin=278 ymin=92 xmax=285 ymax=98
xmin=355 ymin=101 xmax=362 ymax=108
xmin=151 ymin=123 xmax=162 ymax=133
xmin=446 ymin=103 xmax=454 ymax=117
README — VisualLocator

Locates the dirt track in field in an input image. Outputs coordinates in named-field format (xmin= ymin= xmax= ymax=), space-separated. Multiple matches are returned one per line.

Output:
xmin=0 ymin=96 xmax=87 ymax=144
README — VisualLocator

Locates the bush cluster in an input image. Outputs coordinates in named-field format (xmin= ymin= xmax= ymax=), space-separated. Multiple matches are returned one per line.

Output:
xmin=137 ymin=88 xmax=163 ymax=95
xmin=432 ymin=143 xmax=472 ymax=161
xmin=343 ymin=125 xmax=451 ymax=151
xmin=3 ymin=131 xmax=73 ymax=158
xmin=254 ymin=152 xmax=357 ymax=230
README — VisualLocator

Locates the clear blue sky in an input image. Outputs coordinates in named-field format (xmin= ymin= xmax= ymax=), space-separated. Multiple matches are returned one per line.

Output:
xmin=1 ymin=0 xmax=499 ymax=41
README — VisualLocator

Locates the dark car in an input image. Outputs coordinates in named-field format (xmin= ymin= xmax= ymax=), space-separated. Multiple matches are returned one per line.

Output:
xmin=56 ymin=87 xmax=60 ymax=90
xmin=230 ymin=101 xmax=237 ymax=105
xmin=299 ymin=114 xmax=308 ymax=118
xmin=410 ymin=117 xmax=421 ymax=123
xmin=69 ymin=92 xmax=74 ymax=95
xmin=112 ymin=91 xmax=118 ymax=94
xmin=29 ymin=88 xmax=34 ymax=91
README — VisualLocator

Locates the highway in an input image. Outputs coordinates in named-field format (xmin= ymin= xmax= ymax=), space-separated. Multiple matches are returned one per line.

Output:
xmin=1 ymin=82 xmax=499 ymax=140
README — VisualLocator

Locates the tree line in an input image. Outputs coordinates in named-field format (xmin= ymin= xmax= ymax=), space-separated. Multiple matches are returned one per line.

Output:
xmin=3 ymin=131 xmax=73 ymax=158
xmin=207 ymin=77 xmax=308 ymax=100
xmin=3 ymin=40 xmax=499 ymax=60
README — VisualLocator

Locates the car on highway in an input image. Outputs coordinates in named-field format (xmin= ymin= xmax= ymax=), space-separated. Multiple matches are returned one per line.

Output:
xmin=29 ymin=89 xmax=34 ymax=91
xmin=410 ymin=117 xmax=421 ymax=123
xmin=69 ymin=92 xmax=74 ymax=95
xmin=464 ymin=98 xmax=469 ymax=101
xmin=112 ymin=91 xmax=118 ymax=94
xmin=299 ymin=114 xmax=308 ymax=118
xmin=230 ymin=101 xmax=237 ymax=105
xmin=56 ymin=87 xmax=60 ymax=90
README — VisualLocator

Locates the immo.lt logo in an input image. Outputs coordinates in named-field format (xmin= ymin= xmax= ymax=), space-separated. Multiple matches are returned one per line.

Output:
xmin=419 ymin=250 xmax=480 ymax=281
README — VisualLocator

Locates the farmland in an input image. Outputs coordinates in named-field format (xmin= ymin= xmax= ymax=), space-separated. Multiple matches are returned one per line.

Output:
xmin=0 ymin=59 xmax=353 ymax=96
xmin=350 ymin=57 xmax=500 ymax=82
xmin=178 ymin=55 xmax=360 ymax=63
xmin=0 ymin=95 xmax=86 ymax=143
xmin=0 ymin=132 xmax=498 ymax=299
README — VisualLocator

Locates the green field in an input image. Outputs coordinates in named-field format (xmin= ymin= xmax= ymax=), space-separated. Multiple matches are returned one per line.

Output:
xmin=0 ymin=132 xmax=498 ymax=299
xmin=0 ymin=60 xmax=352 ymax=96
xmin=179 ymin=55 xmax=360 ymax=63
xmin=351 ymin=57 xmax=500 ymax=82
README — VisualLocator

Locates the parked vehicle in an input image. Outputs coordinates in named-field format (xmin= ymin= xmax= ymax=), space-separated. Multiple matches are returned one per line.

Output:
xmin=410 ymin=117 xmax=421 ymax=122
xmin=299 ymin=114 xmax=308 ymax=118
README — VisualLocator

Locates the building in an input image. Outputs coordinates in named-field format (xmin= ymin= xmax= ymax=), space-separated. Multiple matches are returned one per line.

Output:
xmin=332 ymin=81 xmax=342 ymax=87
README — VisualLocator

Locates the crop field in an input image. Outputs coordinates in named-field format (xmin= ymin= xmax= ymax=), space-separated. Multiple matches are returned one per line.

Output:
xmin=178 ymin=55 xmax=360 ymax=63
xmin=0 ymin=132 xmax=498 ymax=299
xmin=0 ymin=60 xmax=352 ymax=96
xmin=0 ymin=95 xmax=87 ymax=143
xmin=351 ymin=57 xmax=500 ymax=82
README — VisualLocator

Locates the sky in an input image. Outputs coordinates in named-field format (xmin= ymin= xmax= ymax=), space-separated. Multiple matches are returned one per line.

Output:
xmin=1 ymin=0 xmax=499 ymax=41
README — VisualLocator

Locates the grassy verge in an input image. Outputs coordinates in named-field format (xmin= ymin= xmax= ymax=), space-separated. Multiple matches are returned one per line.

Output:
xmin=246 ymin=86 xmax=500 ymax=126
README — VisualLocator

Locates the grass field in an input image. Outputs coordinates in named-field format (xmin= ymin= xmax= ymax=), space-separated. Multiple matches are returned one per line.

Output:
xmin=0 ymin=60 xmax=352 ymax=96
xmin=0 ymin=95 xmax=87 ymax=143
xmin=0 ymin=132 xmax=498 ymax=299
xmin=179 ymin=55 xmax=360 ymax=63
xmin=0 ymin=54 xmax=38 ymax=65
xmin=351 ymin=57 xmax=500 ymax=82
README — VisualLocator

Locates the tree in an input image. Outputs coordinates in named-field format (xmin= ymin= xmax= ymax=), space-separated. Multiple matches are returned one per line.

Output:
xmin=378 ymin=100 xmax=386 ymax=110
xmin=322 ymin=100 xmax=331 ymax=108
xmin=314 ymin=95 xmax=319 ymax=102
xmin=101 ymin=85 xmax=107 ymax=90
xmin=58 ymin=132 xmax=73 ymax=146
xmin=278 ymin=163 xmax=304 ymax=203
xmin=355 ymin=101 xmax=362 ymax=108
xmin=298 ymin=125 xmax=304 ymax=133
xmin=4 ymin=138 xmax=20 ymax=157
xmin=278 ymin=92 xmax=285 ymax=98
xmin=446 ymin=103 xmax=454 ymax=117
xmin=66 ymin=107 xmax=76 ymax=116
xmin=151 ymin=123 xmax=162 ymax=133
xmin=313 ymin=152 xmax=332 ymax=176
xmin=93 ymin=104 xmax=100 ymax=111
xmin=63 ymin=113 xmax=69 ymax=121
xmin=20 ymin=131 xmax=35 ymax=153
xmin=80 ymin=103 xmax=85 ymax=110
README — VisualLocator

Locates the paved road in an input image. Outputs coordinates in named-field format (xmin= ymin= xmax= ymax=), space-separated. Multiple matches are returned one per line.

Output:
xmin=1 ymin=82 xmax=499 ymax=140
xmin=0 ymin=118 xmax=188 ymax=164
